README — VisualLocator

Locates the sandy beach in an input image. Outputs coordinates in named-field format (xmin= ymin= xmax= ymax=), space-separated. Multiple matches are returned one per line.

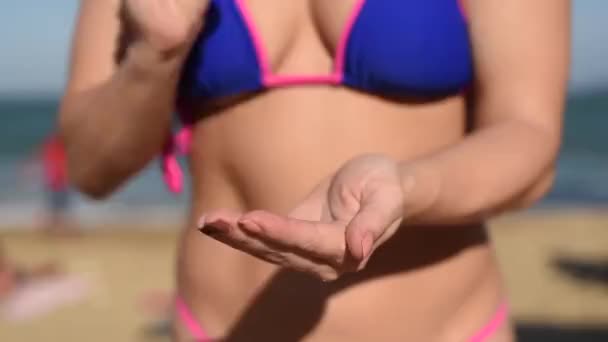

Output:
xmin=0 ymin=209 xmax=607 ymax=342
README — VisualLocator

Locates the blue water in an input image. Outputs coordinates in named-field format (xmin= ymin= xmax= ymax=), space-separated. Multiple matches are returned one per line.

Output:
xmin=546 ymin=90 xmax=608 ymax=205
xmin=0 ymin=91 xmax=607 ymax=210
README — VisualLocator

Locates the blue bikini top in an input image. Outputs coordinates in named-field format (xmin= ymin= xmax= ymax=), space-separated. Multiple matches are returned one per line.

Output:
xmin=179 ymin=0 xmax=473 ymax=99
xmin=163 ymin=0 xmax=473 ymax=194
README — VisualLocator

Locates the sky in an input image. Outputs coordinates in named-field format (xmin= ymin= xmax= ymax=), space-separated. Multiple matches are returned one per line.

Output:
xmin=0 ymin=0 xmax=607 ymax=95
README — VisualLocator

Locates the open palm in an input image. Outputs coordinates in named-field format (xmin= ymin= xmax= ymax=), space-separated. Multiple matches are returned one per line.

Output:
xmin=199 ymin=155 xmax=407 ymax=281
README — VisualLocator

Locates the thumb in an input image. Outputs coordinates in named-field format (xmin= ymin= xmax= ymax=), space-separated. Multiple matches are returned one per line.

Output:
xmin=345 ymin=192 xmax=402 ymax=261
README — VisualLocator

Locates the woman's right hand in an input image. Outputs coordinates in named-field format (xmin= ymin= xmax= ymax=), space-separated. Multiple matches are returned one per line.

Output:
xmin=121 ymin=0 xmax=210 ymax=55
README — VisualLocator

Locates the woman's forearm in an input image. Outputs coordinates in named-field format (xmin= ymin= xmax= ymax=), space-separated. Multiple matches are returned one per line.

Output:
xmin=59 ymin=43 xmax=188 ymax=198
xmin=399 ymin=119 xmax=561 ymax=226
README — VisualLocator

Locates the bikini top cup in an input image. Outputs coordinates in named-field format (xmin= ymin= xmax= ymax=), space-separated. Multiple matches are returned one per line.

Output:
xmin=162 ymin=0 xmax=473 ymax=193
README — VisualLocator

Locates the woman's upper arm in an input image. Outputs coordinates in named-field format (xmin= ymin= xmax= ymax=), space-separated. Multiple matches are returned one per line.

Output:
xmin=63 ymin=0 xmax=122 ymax=96
xmin=465 ymin=0 xmax=571 ymax=136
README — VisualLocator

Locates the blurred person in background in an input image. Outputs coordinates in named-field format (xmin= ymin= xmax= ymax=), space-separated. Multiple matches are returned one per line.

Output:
xmin=0 ymin=243 xmax=89 ymax=321
xmin=22 ymin=134 xmax=78 ymax=236
xmin=59 ymin=0 xmax=570 ymax=341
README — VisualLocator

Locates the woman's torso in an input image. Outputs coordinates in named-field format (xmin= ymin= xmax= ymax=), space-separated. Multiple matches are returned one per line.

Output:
xmin=177 ymin=0 xmax=510 ymax=340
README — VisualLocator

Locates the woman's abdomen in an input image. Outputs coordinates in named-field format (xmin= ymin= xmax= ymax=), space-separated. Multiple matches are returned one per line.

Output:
xmin=178 ymin=87 xmax=506 ymax=340
xmin=190 ymin=88 xmax=466 ymax=211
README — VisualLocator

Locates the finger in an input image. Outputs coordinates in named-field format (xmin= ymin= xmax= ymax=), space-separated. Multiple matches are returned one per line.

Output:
xmin=345 ymin=191 xmax=403 ymax=261
xmin=214 ymin=231 xmax=338 ymax=281
xmin=238 ymin=211 xmax=346 ymax=265
xmin=199 ymin=211 xmax=333 ymax=276
xmin=199 ymin=210 xmax=266 ymax=250
xmin=197 ymin=209 xmax=240 ymax=235
xmin=200 ymin=211 xmax=286 ymax=261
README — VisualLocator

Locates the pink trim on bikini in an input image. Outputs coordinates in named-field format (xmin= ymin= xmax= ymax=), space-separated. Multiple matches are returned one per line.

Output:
xmin=264 ymin=74 xmax=341 ymax=87
xmin=174 ymin=125 xmax=193 ymax=155
xmin=161 ymin=124 xmax=192 ymax=194
xmin=234 ymin=0 xmax=366 ymax=86
xmin=175 ymin=297 xmax=210 ymax=341
xmin=333 ymin=0 xmax=366 ymax=78
xmin=161 ymin=139 xmax=182 ymax=194
xmin=234 ymin=0 xmax=273 ymax=78
xmin=469 ymin=303 xmax=509 ymax=342
xmin=175 ymin=297 xmax=509 ymax=342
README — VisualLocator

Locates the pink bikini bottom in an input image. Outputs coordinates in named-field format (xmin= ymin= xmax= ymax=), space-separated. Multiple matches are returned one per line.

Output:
xmin=175 ymin=297 xmax=509 ymax=342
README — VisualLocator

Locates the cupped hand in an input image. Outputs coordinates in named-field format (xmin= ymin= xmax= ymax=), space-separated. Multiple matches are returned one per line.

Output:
xmin=198 ymin=154 xmax=409 ymax=281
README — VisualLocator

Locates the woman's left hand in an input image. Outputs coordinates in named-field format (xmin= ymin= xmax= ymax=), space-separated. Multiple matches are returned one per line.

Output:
xmin=198 ymin=154 xmax=409 ymax=281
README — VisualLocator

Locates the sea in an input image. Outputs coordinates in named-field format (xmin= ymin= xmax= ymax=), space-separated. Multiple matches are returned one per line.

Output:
xmin=0 ymin=90 xmax=607 ymax=227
